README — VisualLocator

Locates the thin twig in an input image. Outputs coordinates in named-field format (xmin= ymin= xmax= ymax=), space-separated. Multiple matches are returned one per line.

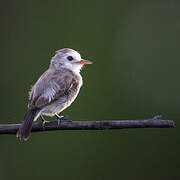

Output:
xmin=0 ymin=115 xmax=174 ymax=135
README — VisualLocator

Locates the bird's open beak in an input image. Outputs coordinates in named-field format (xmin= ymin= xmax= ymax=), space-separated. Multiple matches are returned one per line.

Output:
xmin=74 ymin=59 xmax=92 ymax=65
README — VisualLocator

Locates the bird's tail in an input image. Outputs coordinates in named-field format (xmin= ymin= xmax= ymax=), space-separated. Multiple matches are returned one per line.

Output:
xmin=16 ymin=109 xmax=39 ymax=141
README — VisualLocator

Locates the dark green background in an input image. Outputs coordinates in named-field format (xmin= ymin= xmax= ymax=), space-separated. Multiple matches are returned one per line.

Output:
xmin=0 ymin=0 xmax=179 ymax=179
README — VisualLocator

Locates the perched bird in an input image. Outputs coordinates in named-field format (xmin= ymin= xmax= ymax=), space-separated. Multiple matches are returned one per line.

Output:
xmin=16 ymin=48 xmax=92 ymax=140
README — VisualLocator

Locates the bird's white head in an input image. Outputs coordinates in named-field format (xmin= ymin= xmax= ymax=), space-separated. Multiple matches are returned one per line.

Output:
xmin=50 ymin=48 xmax=92 ymax=74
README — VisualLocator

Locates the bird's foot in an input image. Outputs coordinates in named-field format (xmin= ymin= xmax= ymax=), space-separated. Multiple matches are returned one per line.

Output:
xmin=41 ymin=115 xmax=50 ymax=129
xmin=42 ymin=120 xmax=50 ymax=129
xmin=153 ymin=115 xmax=162 ymax=120
xmin=55 ymin=114 xmax=72 ymax=126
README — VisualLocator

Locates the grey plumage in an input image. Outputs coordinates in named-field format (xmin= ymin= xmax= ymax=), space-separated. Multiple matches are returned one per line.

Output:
xmin=29 ymin=68 xmax=82 ymax=115
xmin=16 ymin=48 xmax=92 ymax=140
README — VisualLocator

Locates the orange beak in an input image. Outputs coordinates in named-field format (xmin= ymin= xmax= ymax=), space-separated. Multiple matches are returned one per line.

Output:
xmin=74 ymin=59 xmax=92 ymax=65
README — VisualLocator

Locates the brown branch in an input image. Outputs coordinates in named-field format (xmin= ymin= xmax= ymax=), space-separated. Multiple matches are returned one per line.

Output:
xmin=0 ymin=115 xmax=175 ymax=135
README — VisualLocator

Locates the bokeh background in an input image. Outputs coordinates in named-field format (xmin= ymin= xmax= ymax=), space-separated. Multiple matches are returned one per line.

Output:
xmin=0 ymin=0 xmax=179 ymax=179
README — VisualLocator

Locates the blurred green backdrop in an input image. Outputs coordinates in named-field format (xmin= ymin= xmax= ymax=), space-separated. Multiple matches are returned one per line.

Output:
xmin=0 ymin=0 xmax=179 ymax=179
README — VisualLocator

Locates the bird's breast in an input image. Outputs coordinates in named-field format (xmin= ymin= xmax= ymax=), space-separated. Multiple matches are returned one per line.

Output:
xmin=66 ymin=74 xmax=82 ymax=104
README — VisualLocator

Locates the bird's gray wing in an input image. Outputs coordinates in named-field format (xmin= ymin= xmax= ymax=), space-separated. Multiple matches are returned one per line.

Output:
xmin=28 ymin=69 xmax=79 ymax=110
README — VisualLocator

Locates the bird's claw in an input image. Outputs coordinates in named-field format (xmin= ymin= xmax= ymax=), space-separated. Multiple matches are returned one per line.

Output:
xmin=153 ymin=115 xmax=162 ymax=120
xmin=42 ymin=120 xmax=50 ymax=129
xmin=55 ymin=115 xmax=72 ymax=126
xmin=41 ymin=115 xmax=50 ymax=129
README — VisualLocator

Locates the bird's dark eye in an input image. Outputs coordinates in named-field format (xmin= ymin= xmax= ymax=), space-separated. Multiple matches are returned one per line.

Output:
xmin=67 ymin=56 xmax=73 ymax=61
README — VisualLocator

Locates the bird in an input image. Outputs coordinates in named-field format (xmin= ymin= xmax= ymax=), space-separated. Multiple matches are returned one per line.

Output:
xmin=16 ymin=48 xmax=92 ymax=140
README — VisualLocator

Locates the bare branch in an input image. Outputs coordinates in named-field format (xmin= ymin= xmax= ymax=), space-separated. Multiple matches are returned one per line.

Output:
xmin=0 ymin=115 xmax=174 ymax=135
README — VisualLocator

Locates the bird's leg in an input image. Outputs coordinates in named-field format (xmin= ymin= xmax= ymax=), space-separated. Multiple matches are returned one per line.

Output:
xmin=55 ymin=114 xmax=72 ymax=126
xmin=55 ymin=114 xmax=64 ymax=126
xmin=40 ymin=115 xmax=50 ymax=129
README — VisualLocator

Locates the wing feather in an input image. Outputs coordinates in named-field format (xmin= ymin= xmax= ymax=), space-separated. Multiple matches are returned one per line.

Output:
xmin=28 ymin=68 xmax=79 ymax=109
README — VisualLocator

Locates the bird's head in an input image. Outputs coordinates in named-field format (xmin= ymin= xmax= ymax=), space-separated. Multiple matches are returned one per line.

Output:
xmin=50 ymin=48 xmax=92 ymax=73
